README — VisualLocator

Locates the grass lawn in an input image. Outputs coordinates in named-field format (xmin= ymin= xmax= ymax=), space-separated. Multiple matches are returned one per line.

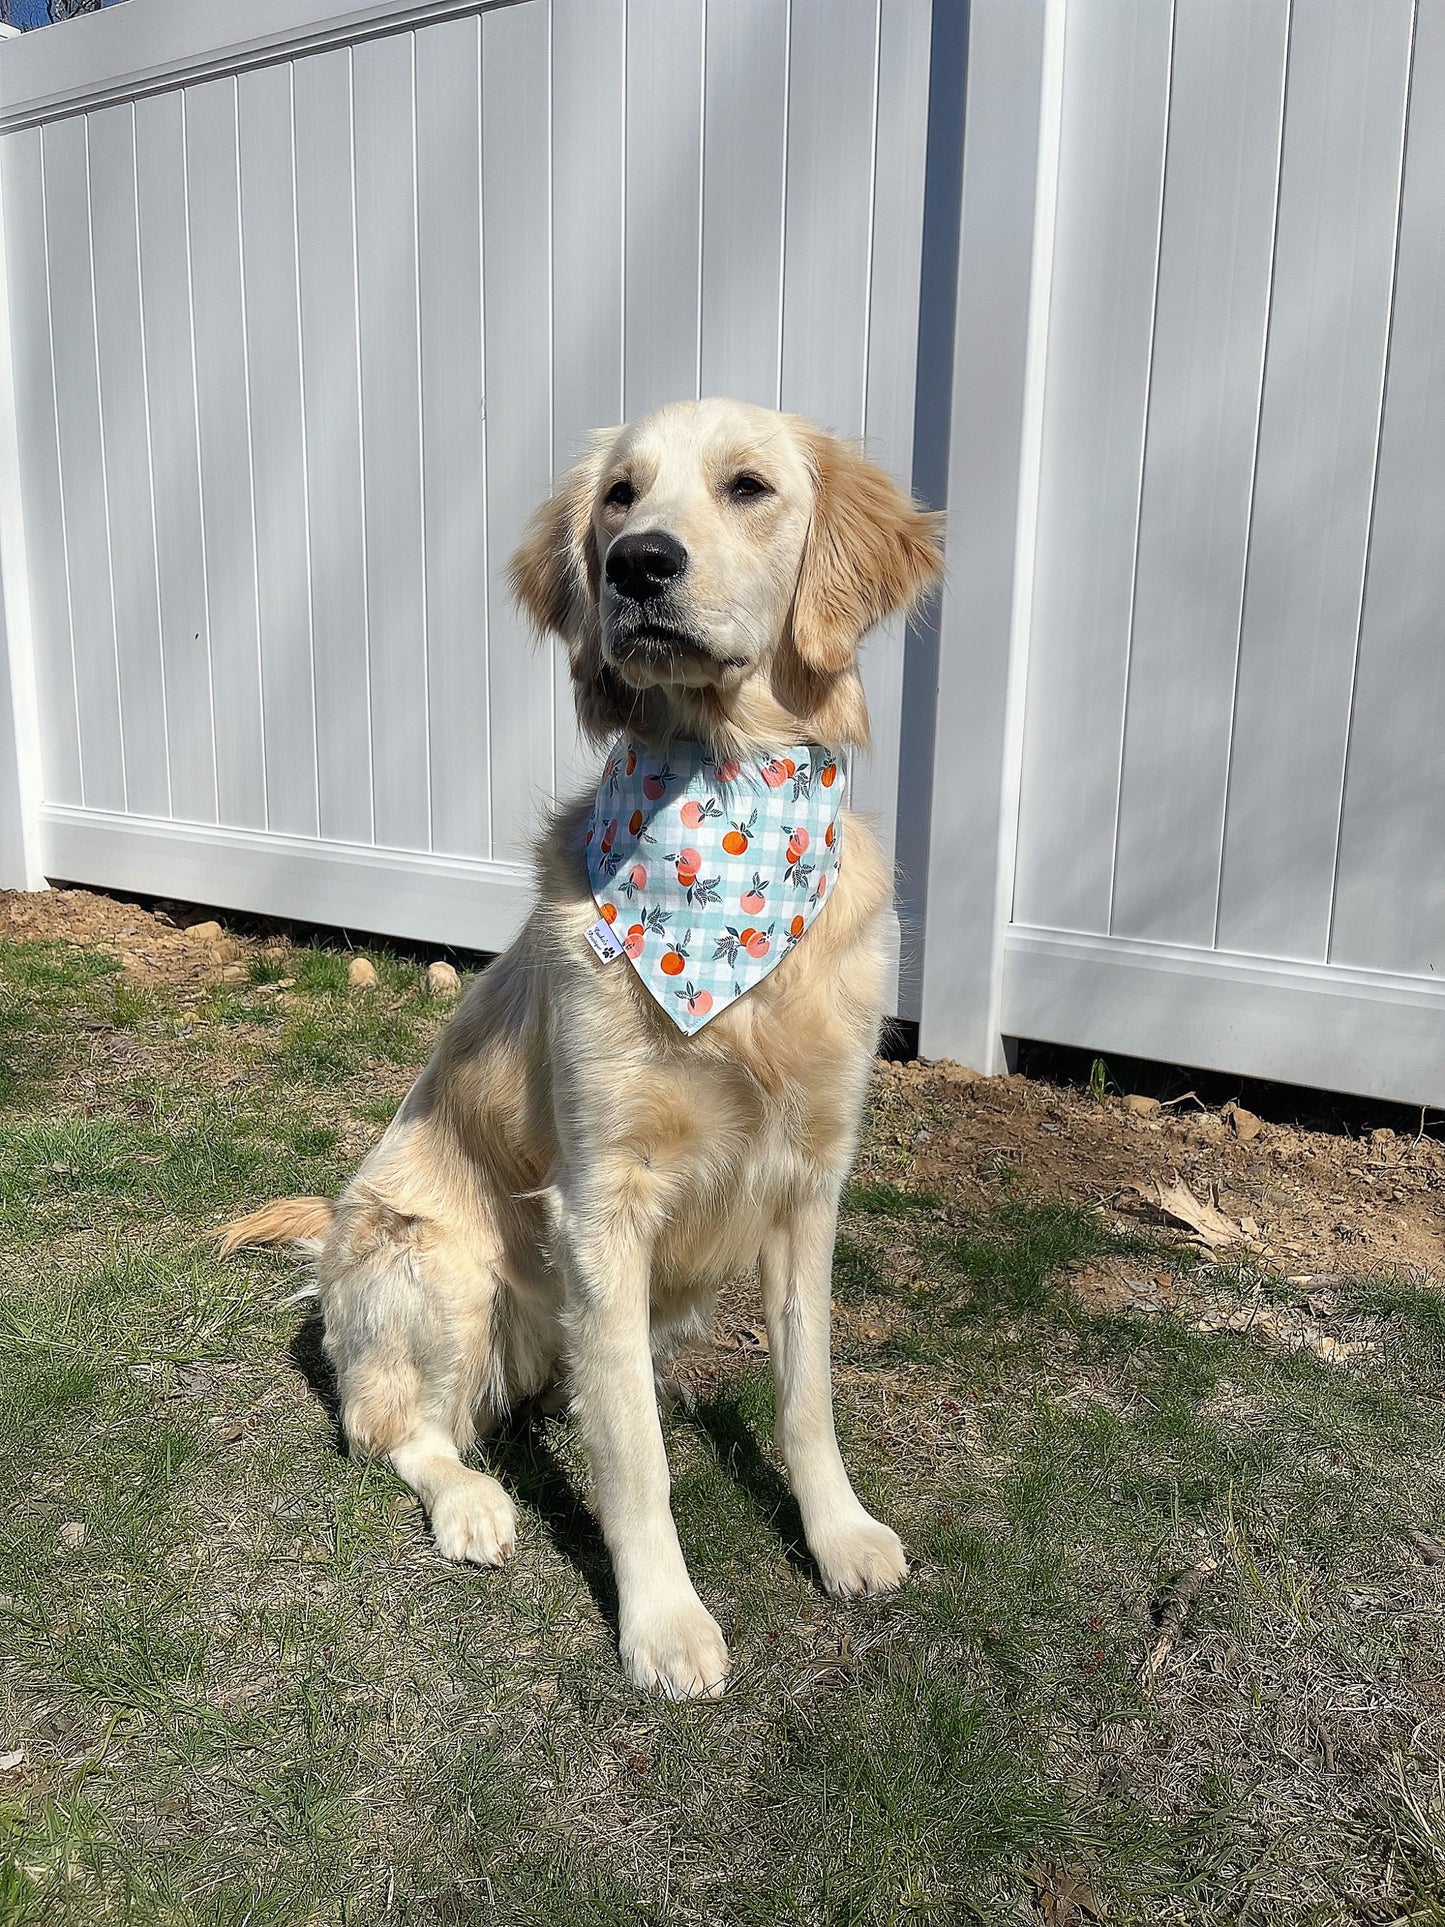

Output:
xmin=3 ymin=910 xmax=1445 ymax=1924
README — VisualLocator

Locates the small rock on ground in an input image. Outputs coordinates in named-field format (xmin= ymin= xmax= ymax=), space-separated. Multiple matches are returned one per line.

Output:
xmin=426 ymin=960 xmax=461 ymax=998
xmin=347 ymin=957 xmax=378 ymax=991
xmin=1123 ymin=1094 xmax=1161 ymax=1118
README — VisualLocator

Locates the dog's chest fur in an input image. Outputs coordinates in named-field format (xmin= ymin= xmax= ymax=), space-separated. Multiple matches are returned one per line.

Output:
xmin=393 ymin=803 xmax=890 ymax=1299
xmin=541 ymin=803 xmax=891 ymax=1291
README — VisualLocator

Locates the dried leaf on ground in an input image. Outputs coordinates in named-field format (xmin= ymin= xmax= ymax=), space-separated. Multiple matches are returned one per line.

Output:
xmin=1191 ymin=1298 xmax=1375 ymax=1361
xmin=1154 ymin=1179 xmax=1244 ymax=1249
xmin=1027 ymin=1864 xmax=1106 ymax=1924
xmin=718 ymin=1319 xmax=769 ymax=1354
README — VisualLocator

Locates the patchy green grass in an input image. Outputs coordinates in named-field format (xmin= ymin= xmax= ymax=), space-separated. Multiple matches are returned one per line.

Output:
xmin=2 ymin=929 xmax=1445 ymax=1925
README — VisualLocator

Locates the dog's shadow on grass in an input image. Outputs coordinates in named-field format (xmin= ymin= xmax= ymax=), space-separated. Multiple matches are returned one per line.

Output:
xmin=286 ymin=1313 xmax=813 ymax=1620
xmin=287 ymin=1311 xmax=344 ymax=1448
xmin=489 ymin=1417 xmax=622 ymax=1630
xmin=490 ymin=1387 xmax=819 ymax=1621
xmin=684 ymin=1388 xmax=817 ymax=1584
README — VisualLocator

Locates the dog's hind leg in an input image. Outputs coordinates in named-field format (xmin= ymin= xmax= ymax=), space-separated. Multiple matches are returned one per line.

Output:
xmin=322 ymin=1193 xmax=518 ymax=1568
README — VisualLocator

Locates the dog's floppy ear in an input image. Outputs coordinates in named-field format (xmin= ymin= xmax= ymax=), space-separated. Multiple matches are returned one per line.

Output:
xmin=791 ymin=429 xmax=944 ymax=673
xmin=509 ymin=430 xmax=616 ymax=641
xmin=511 ymin=430 xmax=641 ymax=746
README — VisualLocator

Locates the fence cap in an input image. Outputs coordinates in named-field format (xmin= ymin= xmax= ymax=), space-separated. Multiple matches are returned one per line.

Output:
xmin=0 ymin=0 xmax=495 ymax=131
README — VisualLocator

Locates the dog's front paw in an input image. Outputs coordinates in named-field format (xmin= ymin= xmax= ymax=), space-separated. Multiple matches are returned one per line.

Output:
xmin=621 ymin=1593 xmax=729 ymax=1700
xmin=812 ymin=1511 xmax=909 ymax=1599
xmin=429 ymin=1472 xmax=517 ymax=1567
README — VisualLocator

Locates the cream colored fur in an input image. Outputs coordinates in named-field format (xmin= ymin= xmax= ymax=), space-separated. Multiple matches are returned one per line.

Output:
xmin=224 ymin=399 xmax=943 ymax=1699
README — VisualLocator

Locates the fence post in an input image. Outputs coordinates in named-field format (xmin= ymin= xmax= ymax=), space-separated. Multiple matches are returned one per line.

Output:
xmin=909 ymin=0 xmax=1063 ymax=1069
xmin=0 ymin=137 xmax=45 ymax=893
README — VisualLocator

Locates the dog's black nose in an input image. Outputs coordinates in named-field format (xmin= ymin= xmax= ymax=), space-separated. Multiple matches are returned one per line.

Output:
xmin=605 ymin=531 xmax=688 ymax=601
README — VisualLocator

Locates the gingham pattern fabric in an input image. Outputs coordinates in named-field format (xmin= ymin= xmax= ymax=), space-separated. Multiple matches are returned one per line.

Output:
xmin=585 ymin=737 xmax=847 ymax=1033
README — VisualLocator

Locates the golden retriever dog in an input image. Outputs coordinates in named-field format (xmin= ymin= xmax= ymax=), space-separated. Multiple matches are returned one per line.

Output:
xmin=223 ymin=398 xmax=943 ymax=1699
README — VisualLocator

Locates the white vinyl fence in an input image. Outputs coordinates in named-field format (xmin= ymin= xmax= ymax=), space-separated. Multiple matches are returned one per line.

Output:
xmin=2 ymin=0 xmax=1444 ymax=1108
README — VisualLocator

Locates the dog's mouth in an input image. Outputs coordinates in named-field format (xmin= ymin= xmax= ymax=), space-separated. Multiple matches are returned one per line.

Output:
xmin=603 ymin=618 xmax=747 ymax=686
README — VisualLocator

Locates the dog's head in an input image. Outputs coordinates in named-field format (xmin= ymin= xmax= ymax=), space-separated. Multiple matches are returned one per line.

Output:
xmin=510 ymin=398 xmax=943 ymax=754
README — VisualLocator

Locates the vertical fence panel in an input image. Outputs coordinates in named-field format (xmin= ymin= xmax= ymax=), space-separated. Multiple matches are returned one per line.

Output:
xmin=237 ymin=63 xmax=317 ymax=841
xmin=1329 ymin=0 xmax=1445 ymax=977
xmin=863 ymin=0 xmax=931 ymax=476
xmin=134 ymin=91 xmax=215 ymax=826
xmin=0 ymin=586 xmax=42 ymax=886
xmin=88 ymin=102 xmax=169 ymax=819
xmin=550 ymin=0 xmax=626 ymax=459
xmin=43 ymin=115 xmax=125 ymax=811
xmin=857 ymin=0 xmax=930 ymax=915
xmin=551 ymin=0 xmax=625 ymax=801
xmin=237 ymin=67 xmax=319 ymax=840
xmin=776 ymin=0 xmax=883 ymax=970
xmin=1010 ymin=0 xmax=1174 ymax=937
xmin=1109 ymin=0 xmax=1288 ymax=947
xmin=916 ymin=0 xmax=1058 ymax=1068
xmin=417 ymin=15 xmax=489 ymax=858
xmin=623 ymin=0 xmax=703 ymax=417
xmin=353 ymin=33 xmax=429 ymax=852
xmin=2 ymin=126 xmax=80 ymax=808
xmin=0 ymin=109 xmax=42 ymax=885
xmin=699 ymin=0 xmax=787 ymax=407
xmin=1215 ymin=0 xmax=1414 ymax=961
xmin=294 ymin=47 xmax=373 ymax=847
xmin=481 ymin=0 xmax=553 ymax=862
xmin=185 ymin=77 xmax=266 ymax=830
xmin=778 ymin=0 xmax=877 ymax=434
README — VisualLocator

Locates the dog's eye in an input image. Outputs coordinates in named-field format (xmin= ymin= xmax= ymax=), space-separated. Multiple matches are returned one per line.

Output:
xmin=604 ymin=479 xmax=635 ymax=510
xmin=729 ymin=473 xmax=771 ymax=502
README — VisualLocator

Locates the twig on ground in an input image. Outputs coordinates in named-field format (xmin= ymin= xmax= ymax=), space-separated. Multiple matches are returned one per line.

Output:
xmin=1141 ymin=1557 xmax=1219 ymax=1682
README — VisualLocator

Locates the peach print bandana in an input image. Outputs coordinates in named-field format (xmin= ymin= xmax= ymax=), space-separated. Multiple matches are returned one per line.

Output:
xmin=583 ymin=737 xmax=847 ymax=1033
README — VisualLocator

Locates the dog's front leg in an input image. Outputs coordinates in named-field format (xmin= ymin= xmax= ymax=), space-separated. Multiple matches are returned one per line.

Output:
xmin=556 ymin=1196 xmax=728 ymax=1700
xmin=761 ymin=1187 xmax=908 ymax=1597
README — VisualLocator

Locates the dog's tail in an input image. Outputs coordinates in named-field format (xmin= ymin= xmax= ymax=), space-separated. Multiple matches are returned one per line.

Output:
xmin=217 ymin=1196 xmax=334 ymax=1260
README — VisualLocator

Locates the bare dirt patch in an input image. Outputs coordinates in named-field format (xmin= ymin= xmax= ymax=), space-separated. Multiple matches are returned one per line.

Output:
xmin=0 ymin=886 xmax=261 ymax=991
xmin=867 ymin=1056 xmax=1445 ymax=1284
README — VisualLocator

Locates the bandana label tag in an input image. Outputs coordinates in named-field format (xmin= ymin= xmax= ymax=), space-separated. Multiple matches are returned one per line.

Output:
xmin=584 ymin=916 xmax=626 ymax=963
